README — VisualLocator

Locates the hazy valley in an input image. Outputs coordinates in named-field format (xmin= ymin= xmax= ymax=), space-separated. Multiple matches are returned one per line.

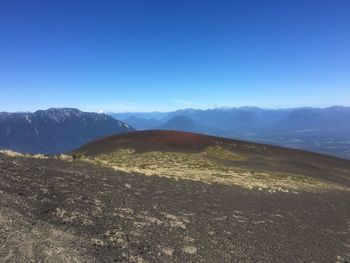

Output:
xmin=112 ymin=106 xmax=350 ymax=159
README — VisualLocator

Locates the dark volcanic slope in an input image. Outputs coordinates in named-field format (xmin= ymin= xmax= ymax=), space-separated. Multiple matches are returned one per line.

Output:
xmin=0 ymin=153 xmax=349 ymax=262
xmin=75 ymin=130 xmax=217 ymax=154
xmin=75 ymin=130 xmax=350 ymax=188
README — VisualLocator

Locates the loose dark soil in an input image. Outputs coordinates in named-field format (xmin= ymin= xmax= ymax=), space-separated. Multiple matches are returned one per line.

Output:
xmin=0 ymin=153 xmax=349 ymax=262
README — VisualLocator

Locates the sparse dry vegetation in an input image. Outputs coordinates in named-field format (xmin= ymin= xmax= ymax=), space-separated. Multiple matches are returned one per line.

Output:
xmin=1 ymin=143 xmax=349 ymax=262
xmin=58 ymin=154 xmax=74 ymax=162
xmin=0 ymin=149 xmax=48 ymax=159
xmin=78 ymin=147 xmax=341 ymax=192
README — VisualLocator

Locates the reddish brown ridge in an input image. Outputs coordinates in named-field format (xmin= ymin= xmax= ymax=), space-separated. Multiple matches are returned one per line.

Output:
xmin=73 ymin=130 xmax=350 ymax=187
xmin=74 ymin=130 xmax=220 ymax=155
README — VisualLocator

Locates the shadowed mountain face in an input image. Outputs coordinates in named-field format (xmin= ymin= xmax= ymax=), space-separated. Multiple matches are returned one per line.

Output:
xmin=157 ymin=115 xmax=203 ymax=132
xmin=0 ymin=108 xmax=134 ymax=154
xmin=113 ymin=106 xmax=350 ymax=159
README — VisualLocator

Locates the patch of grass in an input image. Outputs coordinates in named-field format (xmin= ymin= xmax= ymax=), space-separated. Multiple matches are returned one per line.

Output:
xmin=76 ymin=148 xmax=341 ymax=192
xmin=0 ymin=150 xmax=48 ymax=159
xmin=204 ymin=145 xmax=245 ymax=161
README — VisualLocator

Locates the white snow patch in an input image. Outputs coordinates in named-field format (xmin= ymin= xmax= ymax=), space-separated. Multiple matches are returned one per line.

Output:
xmin=25 ymin=115 xmax=32 ymax=124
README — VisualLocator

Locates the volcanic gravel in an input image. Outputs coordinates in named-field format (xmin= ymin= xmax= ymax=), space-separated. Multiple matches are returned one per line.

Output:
xmin=0 ymin=154 xmax=349 ymax=262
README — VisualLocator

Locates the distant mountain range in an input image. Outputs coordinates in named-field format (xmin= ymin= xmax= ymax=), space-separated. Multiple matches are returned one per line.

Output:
xmin=1 ymin=106 xmax=349 ymax=159
xmin=123 ymin=116 xmax=162 ymax=130
xmin=157 ymin=115 xmax=203 ymax=132
xmin=111 ymin=106 xmax=350 ymax=159
xmin=0 ymin=108 xmax=134 ymax=154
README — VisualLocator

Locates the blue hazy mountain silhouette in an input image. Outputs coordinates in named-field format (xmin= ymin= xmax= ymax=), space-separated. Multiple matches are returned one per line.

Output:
xmin=113 ymin=106 xmax=350 ymax=159
xmin=0 ymin=108 xmax=134 ymax=154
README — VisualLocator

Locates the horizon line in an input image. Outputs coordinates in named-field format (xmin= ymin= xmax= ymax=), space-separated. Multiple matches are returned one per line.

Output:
xmin=1 ymin=105 xmax=349 ymax=114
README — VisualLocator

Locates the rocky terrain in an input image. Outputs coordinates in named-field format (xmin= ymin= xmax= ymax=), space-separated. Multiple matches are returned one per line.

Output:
xmin=0 ymin=131 xmax=349 ymax=262
xmin=75 ymin=130 xmax=350 ymax=192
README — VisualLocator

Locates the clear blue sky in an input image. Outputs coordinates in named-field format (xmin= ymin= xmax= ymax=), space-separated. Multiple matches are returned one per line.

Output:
xmin=1 ymin=0 xmax=349 ymax=112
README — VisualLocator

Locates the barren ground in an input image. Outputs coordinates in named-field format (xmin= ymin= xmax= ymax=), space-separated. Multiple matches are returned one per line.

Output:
xmin=0 ymin=152 xmax=349 ymax=262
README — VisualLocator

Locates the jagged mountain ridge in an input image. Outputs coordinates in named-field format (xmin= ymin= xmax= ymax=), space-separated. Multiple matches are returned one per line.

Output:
xmin=0 ymin=108 xmax=134 ymax=154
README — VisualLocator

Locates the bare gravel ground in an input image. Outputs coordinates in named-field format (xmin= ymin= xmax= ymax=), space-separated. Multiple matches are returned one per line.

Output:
xmin=0 ymin=153 xmax=349 ymax=262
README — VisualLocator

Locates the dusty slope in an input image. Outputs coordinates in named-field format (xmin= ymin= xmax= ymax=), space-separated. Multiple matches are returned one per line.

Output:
xmin=74 ymin=130 xmax=350 ymax=190
xmin=0 ymin=152 xmax=349 ymax=262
